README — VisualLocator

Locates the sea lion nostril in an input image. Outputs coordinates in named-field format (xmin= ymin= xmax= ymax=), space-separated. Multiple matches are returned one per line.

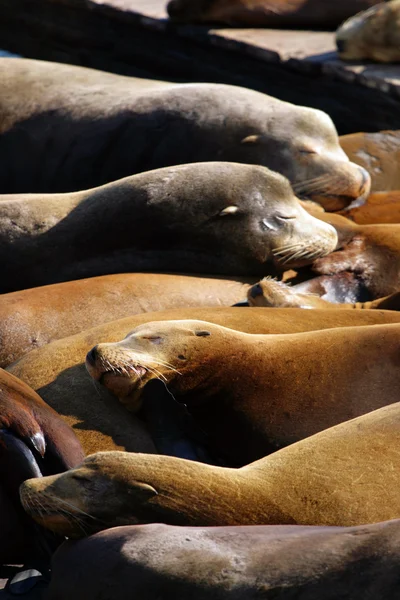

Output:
xmin=336 ymin=39 xmax=346 ymax=53
xmin=250 ymin=284 xmax=263 ymax=298
xmin=86 ymin=346 xmax=98 ymax=366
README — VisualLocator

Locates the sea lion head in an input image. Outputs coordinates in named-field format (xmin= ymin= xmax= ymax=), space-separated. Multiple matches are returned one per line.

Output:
xmin=19 ymin=452 xmax=160 ymax=538
xmin=237 ymin=107 xmax=371 ymax=213
xmin=248 ymin=277 xmax=318 ymax=309
xmin=336 ymin=2 xmax=399 ymax=63
xmin=146 ymin=163 xmax=338 ymax=272
xmin=86 ymin=320 xmax=242 ymax=411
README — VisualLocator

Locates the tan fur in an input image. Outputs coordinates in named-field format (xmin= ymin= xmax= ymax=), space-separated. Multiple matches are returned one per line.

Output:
xmin=340 ymin=130 xmax=400 ymax=192
xmin=337 ymin=0 xmax=400 ymax=62
xmin=168 ymin=0 xmax=380 ymax=27
xmin=20 ymin=402 xmax=400 ymax=536
xmin=342 ymin=191 xmax=400 ymax=224
xmin=9 ymin=307 xmax=400 ymax=455
xmin=0 ymin=273 xmax=251 ymax=367
xmin=86 ymin=319 xmax=400 ymax=465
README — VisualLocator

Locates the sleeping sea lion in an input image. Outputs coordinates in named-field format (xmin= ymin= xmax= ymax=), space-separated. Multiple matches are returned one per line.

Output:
xmin=9 ymin=307 xmax=400 ymax=456
xmin=337 ymin=0 xmax=400 ymax=63
xmin=0 ymin=58 xmax=370 ymax=211
xmin=86 ymin=319 xmax=400 ymax=465
xmin=0 ymin=162 xmax=338 ymax=292
xmin=20 ymin=402 xmax=400 ymax=534
xmin=0 ymin=273 xmax=252 ymax=367
xmin=168 ymin=0 xmax=381 ymax=28
xmin=45 ymin=520 xmax=400 ymax=600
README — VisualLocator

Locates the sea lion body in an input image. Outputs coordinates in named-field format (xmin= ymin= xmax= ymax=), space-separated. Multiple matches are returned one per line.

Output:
xmin=312 ymin=212 xmax=400 ymax=298
xmin=0 ymin=162 xmax=338 ymax=292
xmin=87 ymin=319 xmax=400 ymax=465
xmin=168 ymin=0 xmax=381 ymax=28
xmin=0 ymin=369 xmax=84 ymax=563
xmin=337 ymin=0 xmax=400 ymax=63
xmin=46 ymin=520 xmax=400 ymax=600
xmin=248 ymin=277 xmax=400 ymax=309
xmin=0 ymin=273 xmax=251 ymax=367
xmin=0 ymin=58 xmax=369 ymax=211
xmin=20 ymin=402 xmax=400 ymax=534
xmin=340 ymin=130 xmax=400 ymax=192
xmin=9 ymin=307 xmax=400 ymax=455
xmin=342 ymin=191 xmax=400 ymax=224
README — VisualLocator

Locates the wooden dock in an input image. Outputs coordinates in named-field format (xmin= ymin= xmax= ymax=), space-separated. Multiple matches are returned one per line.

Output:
xmin=0 ymin=0 xmax=400 ymax=133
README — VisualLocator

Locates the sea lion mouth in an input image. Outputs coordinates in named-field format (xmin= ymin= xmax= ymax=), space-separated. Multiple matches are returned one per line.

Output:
xmin=20 ymin=486 xmax=99 ymax=538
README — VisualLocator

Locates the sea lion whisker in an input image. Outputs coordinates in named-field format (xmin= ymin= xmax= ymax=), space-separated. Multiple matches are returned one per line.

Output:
xmin=41 ymin=493 xmax=100 ymax=522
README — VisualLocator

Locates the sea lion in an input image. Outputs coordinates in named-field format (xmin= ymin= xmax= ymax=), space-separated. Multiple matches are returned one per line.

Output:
xmin=167 ymin=0 xmax=381 ymax=28
xmin=342 ymin=191 xmax=400 ymax=224
xmin=0 ymin=162 xmax=338 ymax=293
xmin=340 ymin=130 xmax=400 ymax=191
xmin=10 ymin=307 xmax=400 ymax=456
xmin=45 ymin=520 xmax=400 ymax=600
xmin=337 ymin=0 xmax=400 ymax=63
xmin=19 ymin=401 xmax=400 ymax=534
xmin=0 ymin=273 xmax=253 ymax=367
xmin=0 ymin=369 xmax=84 ymax=564
xmin=0 ymin=58 xmax=370 ymax=211
xmin=248 ymin=276 xmax=400 ymax=309
xmin=310 ymin=211 xmax=400 ymax=298
xmin=86 ymin=319 xmax=400 ymax=465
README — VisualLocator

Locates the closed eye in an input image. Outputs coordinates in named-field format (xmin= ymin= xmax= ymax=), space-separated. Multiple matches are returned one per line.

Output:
xmin=276 ymin=215 xmax=296 ymax=221
xmin=298 ymin=149 xmax=317 ymax=155
xmin=142 ymin=336 xmax=163 ymax=344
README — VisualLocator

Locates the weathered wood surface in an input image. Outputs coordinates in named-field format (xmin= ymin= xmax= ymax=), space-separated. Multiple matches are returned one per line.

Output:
xmin=0 ymin=0 xmax=399 ymax=133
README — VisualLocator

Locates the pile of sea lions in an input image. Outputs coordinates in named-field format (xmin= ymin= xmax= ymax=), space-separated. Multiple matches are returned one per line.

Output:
xmin=1 ymin=55 xmax=400 ymax=599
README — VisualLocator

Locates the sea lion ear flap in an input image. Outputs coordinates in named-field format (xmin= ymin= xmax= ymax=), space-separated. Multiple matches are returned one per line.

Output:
xmin=219 ymin=206 xmax=238 ymax=217
xmin=195 ymin=330 xmax=211 ymax=337
xmin=241 ymin=134 xmax=263 ymax=145
xmin=128 ymin=481 xmax=158 ymax=500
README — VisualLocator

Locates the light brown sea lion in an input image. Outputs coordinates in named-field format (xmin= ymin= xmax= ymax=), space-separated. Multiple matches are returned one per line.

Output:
xmin=86 ymin=319 xmax=400 ymax=465
xmin=168 ymin=0 xmax=381 ymax=28
xmin=45 ymin=520 xmax=400 ymax=600
xmin=337 ymin=0 xmax=400 ymax=63
xmin=0 ymin=58 xmax=370 ymax=211
xmin=0 ymin=369 xmax=84 ymax=564
xmin=248 ymin=277 xmax=400 ymax=309
xmin=0 ymin=273 xmax=252 ymax=367
xmin=10 ymin=307 xmax=400 ymax=456
xmin=340 ymin=130 xmax=400 ymax=192
xmin=0 ymin=162 xmax=338 ymax=293
xmin=19 ymin=402 xmax=400 ymax=535
xmin=342 ymin=191 xmax=400 ymax=224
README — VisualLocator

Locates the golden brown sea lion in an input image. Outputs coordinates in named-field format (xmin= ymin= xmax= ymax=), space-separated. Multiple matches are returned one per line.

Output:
xmin=0 ymin=58 xmax=370 ymax=211
xmin=9 ymin=307 xmax=400 ymax=456
xmin=45 ymin=520 xmax=400 ymax=600
xmin=86 ymin=319 xmax=400 ymax=465
xmin=340 ymin=130 xmax=400 ymax=192
xmin=248 ymin=277 xmax=400 ymax=309
xmin=337 ymin=0 xmax=400 ymax=63
xmin=19 ymin=402 xmax=400 ymax=535
xmin=168 ymin=0 xmax=381 ymax=28
xmin=0 ymin=273 xmax=252 ymax=367
xmin=0 ymin=162 xmax=338 ymax=293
